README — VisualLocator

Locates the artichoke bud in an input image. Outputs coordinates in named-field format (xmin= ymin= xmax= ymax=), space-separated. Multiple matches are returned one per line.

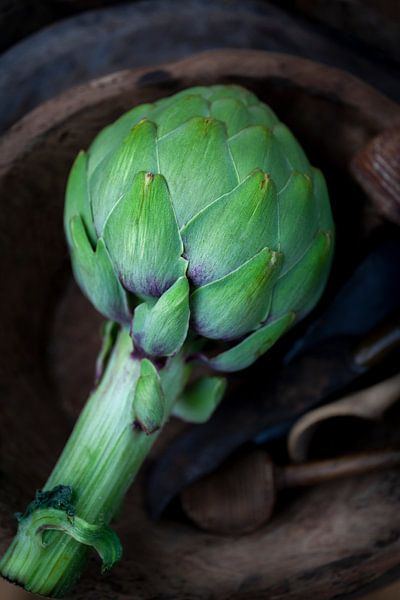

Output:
xmin=131 ymin=276 xmax=190 ymax=358
xmin=131 ymin=359 xmax=165 ymax=434
xmin=103 ymin=171 xmax=184 ymax=299
xmin=91 ymin=119 xmax=158 ymax=236
xmin=68 ymin=215 xmax=131 ymax=325
xmin=65 ymin=84 xmax=334 ymax=370
xmin=190 ymin=248 xmax=282 ymax=341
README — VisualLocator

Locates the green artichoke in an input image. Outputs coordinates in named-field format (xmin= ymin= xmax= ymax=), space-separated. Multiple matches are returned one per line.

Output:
xmin=65 ymin=84 xmax=333 ymax=371
xmin=1 ymin=85 xmax=334 ymax=598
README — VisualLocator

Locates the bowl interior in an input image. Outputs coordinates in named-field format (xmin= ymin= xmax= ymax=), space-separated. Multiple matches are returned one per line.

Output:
xmin=1 ymin=51 xmax=399 ymax=599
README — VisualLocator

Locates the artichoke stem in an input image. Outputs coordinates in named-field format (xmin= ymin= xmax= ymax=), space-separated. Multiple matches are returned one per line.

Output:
xmin=0 ymin=327 xmax=186 ymax=597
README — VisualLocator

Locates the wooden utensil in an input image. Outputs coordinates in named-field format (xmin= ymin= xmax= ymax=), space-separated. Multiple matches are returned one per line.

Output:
xmin=288 ymin=372 xmax=400 ymax=463
xmin=182 ymin=448 xmax=400 ymax=535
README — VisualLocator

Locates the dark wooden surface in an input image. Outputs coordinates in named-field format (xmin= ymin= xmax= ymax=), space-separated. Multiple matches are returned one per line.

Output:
xmin=1 ymin=50 xmax=400 ymax=599
xmin=0 ymin=0 xmax=122 ymax=52
xmin=284 ymin=0 xmax=400 ymax=63
xmin=1 ymin=0 xmax=399 ymax=135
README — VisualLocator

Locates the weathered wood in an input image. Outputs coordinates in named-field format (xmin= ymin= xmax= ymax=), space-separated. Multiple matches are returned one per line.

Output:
xmin=181 ymin=448 xmax=400 ymax=535
xmin=0 ymin=0 xmax=121 ymax=52
xmin=1 ymin=0 xmax=400 ymax=134
xmin=287 ymin=0 xmax=400 ymax=62
xmin=0 ymin=50 xmax=399 ymax=599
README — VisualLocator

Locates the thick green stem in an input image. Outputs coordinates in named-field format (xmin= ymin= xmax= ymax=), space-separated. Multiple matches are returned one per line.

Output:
xmin=0 ymin=327 xmax=187 ymax=597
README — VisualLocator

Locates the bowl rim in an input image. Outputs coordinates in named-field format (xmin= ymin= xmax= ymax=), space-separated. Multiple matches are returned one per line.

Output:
xmin=1 ymin=48 xmax=399 ymax=179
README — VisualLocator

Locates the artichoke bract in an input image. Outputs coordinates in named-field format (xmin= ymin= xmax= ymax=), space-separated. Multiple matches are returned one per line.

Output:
xmin=0 ymin=85 xmax=334 ymax=597
xmin=66 ymin=84 xmax=333 ymax=371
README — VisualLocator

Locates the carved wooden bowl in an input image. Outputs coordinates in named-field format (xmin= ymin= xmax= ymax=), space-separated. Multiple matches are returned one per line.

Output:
xmin=1 ymin=50 xmax=399 ymax=599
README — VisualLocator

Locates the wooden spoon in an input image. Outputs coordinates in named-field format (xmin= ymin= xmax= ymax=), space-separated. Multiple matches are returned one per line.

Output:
xmin=288 ymin=372 xmax=400 ymax=463
xmin=181 ymin=447 xmax=400 ymax=535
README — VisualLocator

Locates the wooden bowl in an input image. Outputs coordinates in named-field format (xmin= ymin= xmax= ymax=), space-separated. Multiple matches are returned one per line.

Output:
xmin=1 ymin=49 xmax=399 ymax=600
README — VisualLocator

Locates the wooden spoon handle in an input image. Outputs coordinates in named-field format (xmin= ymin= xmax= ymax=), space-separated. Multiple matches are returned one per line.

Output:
xmin=278 ymin=448 xmax=400 ymax=490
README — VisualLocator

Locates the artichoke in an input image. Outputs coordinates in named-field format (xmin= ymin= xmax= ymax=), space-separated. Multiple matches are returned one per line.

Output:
xmin=66 ymin=84 xmax=333 ymax=371
xmin=1 ymin=85 xmax=333 ymax=597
